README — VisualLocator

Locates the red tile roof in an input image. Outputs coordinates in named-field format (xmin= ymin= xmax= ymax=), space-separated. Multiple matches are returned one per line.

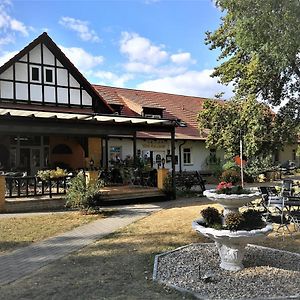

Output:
xmin=93 ymin=84 xmax=210 ymax=140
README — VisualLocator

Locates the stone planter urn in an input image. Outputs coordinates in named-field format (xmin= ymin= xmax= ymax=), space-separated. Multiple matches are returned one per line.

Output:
xmin=193 ymin=189 xmax=273 ymax=271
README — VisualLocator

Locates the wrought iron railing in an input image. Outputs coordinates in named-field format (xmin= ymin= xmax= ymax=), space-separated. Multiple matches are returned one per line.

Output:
xmin=5 ymin=176 xmax=69 ymax=198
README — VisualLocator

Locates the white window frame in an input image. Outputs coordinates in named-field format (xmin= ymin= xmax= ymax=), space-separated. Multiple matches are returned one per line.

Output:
xmin=183 ymin=148 xmax=192 ymax=165
xmin=30 ymin=65 xmax=41 ymax=83
xmin=44 ymin=67 xmax=54 ymax=84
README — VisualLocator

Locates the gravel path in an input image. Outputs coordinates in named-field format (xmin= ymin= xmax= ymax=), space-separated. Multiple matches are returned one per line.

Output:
xmin=154 ymin=243 xmax=300 ymax=300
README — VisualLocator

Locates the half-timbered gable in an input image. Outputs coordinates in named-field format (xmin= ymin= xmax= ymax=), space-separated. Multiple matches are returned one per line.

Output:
xmin=0 ymin=32 xmax=113 ymax=114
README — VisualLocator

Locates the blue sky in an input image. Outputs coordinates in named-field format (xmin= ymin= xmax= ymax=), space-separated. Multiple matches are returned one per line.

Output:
xmin=0 ymin=0 xmax=233 ymax=98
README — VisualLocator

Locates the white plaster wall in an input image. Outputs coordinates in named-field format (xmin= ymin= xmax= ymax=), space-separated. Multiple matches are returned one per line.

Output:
xmin=43 ymin=45 xmax=55 ymax=65
xmin=70 ymin=74 xmax=80 ymax=88
xmin=57 ymin=69 xmax=68 ymax=86
xmin=70 ymin=89 xmax=80 ymax=105
xmin=107 ymin=138 xmax=220 ymax=172
xmin=44 ymin=86 xmax=56 ymax=103
xmin=15 ymin=63 xmax=27 ymax=81
xmin=0 ymin=66 xmax=13 ymax=80
xmin=30 ymin=85 xmax=42 ymax=102
xmin=16 ymin=83 xmax=28 ymax=100
xmin=56 ymin=59 xmax=63 ymax=67
xmin=82 ymin=90 xmax=92 ymax=106
xmin=19 ymin=55 xmax=27 ymax=62
xmin=29 ymin=45 xmax=41 ymax=63
xmin=0 ymin=81 xmax=13 ymax=98
xmin=57 ymin=88 xmax=68 ymax=104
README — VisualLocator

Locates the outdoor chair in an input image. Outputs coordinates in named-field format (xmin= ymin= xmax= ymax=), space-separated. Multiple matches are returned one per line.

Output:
xmin=282 ymin=179 xmax=294 ymax=197
xmin=259 ymin=186 xmax=293 ymax=236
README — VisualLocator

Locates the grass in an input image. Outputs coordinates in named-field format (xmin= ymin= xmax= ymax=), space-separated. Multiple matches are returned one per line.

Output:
xmin=0 ymin=211 xmax=114 ymax=254
xmin=0 ymin=199 xmax=299 ymax=299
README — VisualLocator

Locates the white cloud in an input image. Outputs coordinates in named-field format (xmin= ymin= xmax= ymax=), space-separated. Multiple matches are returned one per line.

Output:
xmin=59 ymin=17 xmax=100 ymax=42
xmin=93 ymin=71 xmax=133 ymax=87
xmin=171 ymin=52 xmax=195 ymax=65
xmin=120 ymin=32 xmax=168 ymax=65
xmin=0 ymin=50 xmax=18 ymax=67
xmin=0 ymin=1 xmax=30 ymax=51
xmin=136 ymin=69 xmax=234 ymax=98
xmin=0 ymin=1 xmax=29 ymax=38
xmin=59 ymin=45 xmax=104 ymax=72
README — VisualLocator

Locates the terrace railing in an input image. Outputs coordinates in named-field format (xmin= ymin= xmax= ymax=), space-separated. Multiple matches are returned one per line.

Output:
xmin=5 ymin=176 xmax=69 ymax=198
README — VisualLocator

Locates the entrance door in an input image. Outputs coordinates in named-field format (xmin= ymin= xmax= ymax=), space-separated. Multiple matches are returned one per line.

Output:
xmin=31 ymin=148 xmax=41 ymax=175
xmin=20 ymin=148 xmax=42 ymax=175
xmin=19 ymin=148 xmax=30 ymax=175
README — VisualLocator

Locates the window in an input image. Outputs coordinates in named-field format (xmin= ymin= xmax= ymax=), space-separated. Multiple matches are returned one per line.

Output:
xmin=45 ymin=69 xmax=53 ymax=83
xmin=183 ymin=148 xmax=192 ymax=164
xmin=31 ymin=67 xmax=39 ymax=81
xmin=110 ymin=146 xmax=122 ymax=162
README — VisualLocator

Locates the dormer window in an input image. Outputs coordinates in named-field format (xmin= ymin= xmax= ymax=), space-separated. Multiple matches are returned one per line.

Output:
xmin=31 ymin=66 xmax=40 ymax=82
xmin=142 ymin=107 xmax=164 ymax=118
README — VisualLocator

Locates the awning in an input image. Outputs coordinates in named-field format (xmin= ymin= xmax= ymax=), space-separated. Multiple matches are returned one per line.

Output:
xmin=0 ymin=107 xmax=176 ymax=136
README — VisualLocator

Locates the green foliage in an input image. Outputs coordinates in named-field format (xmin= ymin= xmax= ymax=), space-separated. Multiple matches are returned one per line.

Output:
xmin=37 ymin=167 xmax=68 ymax=181
xmin=222 ymin=160 xmax=238 ymax=171
xmin=201 ymin=207 xmax=222 ymax=227
xmin=241 ymin=209 xmax=265 ymax=230
xmin=220 ymin=169 xmax=240 ymax=184
xmin=224 ymin=212 xmax=245 ymax=231
xmin=65 ymin=173 xmax=104 ymax=212
xmin=206 ymin=0 xmax=300 ymax=135
xmin=244 ymin=154 xmax=274 ymax=179
xmin=198 ymin=96 xmax=290 ymax=161
xmin=206 ymin=0 xmax=300 ymax=105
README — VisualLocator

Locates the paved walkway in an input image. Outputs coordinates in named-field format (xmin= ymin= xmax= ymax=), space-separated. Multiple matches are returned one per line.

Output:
xmin=0 ymin=202 xmax=168 ymax=286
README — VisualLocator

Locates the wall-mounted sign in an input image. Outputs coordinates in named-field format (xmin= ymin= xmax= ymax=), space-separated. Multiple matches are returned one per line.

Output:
xmin=141 ymin=140 xmax=166 ymax=149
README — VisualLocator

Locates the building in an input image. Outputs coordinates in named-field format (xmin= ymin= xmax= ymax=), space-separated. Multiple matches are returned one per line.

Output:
xmin=0 ymin=32 xmax=296 ymax=177
xmin=0 ymin=32 xmax=176 ymax=177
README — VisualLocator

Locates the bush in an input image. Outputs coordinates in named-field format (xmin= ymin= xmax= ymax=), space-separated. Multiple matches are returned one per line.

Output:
xmin=224 ymin=212 xmax=244 ymax=231
xmin=201 ymin=207 xmax=222 ymax=227
xmin=162 ymin=175 xmax=175 ymax=199
xmin=244 ymin=155 xmax=274 ymax=180
xmin=37 ymin=167 xmax=68 ymax=181
xmin=241 ymin=209 xmax=265 ymax=230
xmin=65 ymin=173 xmax=104 ymax=212
xmin=220 ymin=169 xmax=241 ymax=184
xmin=222 ymin=160 xmax=238 ymax=171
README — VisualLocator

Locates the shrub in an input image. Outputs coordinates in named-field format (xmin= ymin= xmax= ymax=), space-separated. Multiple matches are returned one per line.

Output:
xmin=65 ymin=173 xmax=104 ymax=212
xmin=220 ymin=169 xmax=241 ymax=184
xmin=162 ymin=175 xmax=175 ymax=199
xmin=241 ymin=209 xmax=265 ymax=230
xmin=244 ymin=155 xmax=274 ymax=180
xmin=37 ymin=167 xmax=68 ymax=181
xmin=224 ymin=212 xmax=244 ymax=231
xmin=222 ymin=160 xmax=238 ymax=171
xmin=201 ymin=207 xmax=222 ymax=227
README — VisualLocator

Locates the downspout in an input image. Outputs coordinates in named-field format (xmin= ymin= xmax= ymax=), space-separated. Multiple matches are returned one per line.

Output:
xmin=179 ymin=140 xmax=186 ymax=173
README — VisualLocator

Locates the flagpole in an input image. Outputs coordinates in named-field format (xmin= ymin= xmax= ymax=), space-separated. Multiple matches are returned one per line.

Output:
xmin=240 ymin=131 xmax=244 ymax=188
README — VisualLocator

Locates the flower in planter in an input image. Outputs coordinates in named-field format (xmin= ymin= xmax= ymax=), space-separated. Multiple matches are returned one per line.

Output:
xmin=216 ymin=181 xmax=250 ymax=195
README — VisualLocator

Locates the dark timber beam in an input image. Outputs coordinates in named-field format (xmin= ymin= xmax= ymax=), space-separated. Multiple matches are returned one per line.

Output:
xmin=171 ymin=128 xmax=176 ymax=199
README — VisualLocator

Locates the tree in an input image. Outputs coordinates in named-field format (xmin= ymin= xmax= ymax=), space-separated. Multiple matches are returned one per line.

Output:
xmin=197 ymin=95 xmax=295 ymax=160
xmin=206 ymin=0 xmax=300 ymax=109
